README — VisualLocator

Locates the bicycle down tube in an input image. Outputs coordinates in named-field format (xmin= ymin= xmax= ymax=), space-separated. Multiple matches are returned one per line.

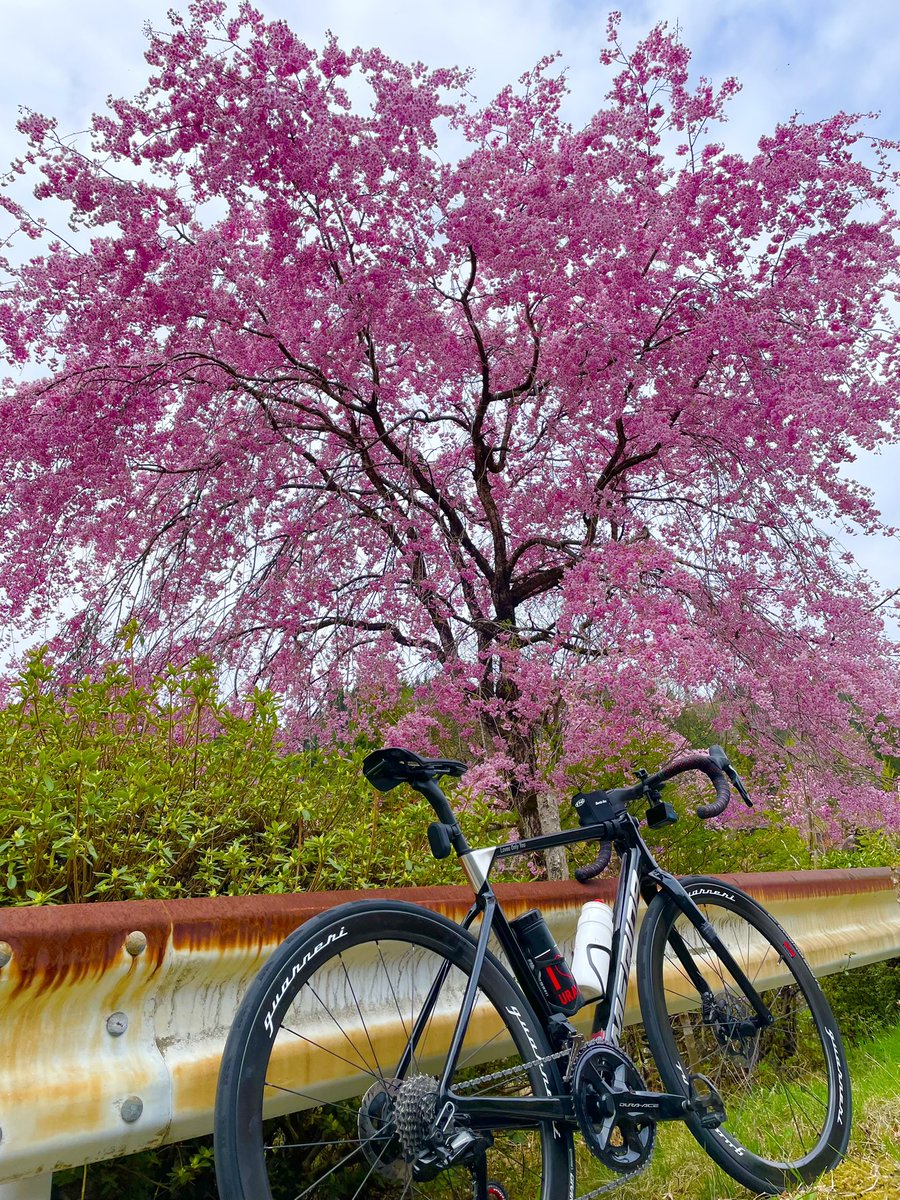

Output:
xmin=412 ymin=811 xmax=779 ymax=1132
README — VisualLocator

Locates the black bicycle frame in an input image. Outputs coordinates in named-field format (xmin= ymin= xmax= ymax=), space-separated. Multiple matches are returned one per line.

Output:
xmin=406 ymin=808 xmax=775 ymax=1132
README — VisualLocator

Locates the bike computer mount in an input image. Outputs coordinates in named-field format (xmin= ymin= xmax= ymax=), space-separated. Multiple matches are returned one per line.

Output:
xmin=572 ymin=770 xmax=678 ymax=833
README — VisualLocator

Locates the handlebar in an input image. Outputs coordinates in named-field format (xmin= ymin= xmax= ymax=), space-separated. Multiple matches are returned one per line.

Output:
xmin=574 ymin=841 xmax=613 ymax=884
xmin=574 ymin=746 xmax=752 ymax=884
xmin=654 ymin=752 xmax=731 ymax=819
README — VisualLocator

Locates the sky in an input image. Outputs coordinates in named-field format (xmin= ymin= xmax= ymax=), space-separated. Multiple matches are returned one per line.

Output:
xmin=1 ymin=0 xmax=899 ymax=610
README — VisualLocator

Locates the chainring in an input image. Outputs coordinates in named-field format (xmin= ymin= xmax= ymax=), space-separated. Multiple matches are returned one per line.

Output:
xmin=572 ymin=1043 xmax=656 ymax=1174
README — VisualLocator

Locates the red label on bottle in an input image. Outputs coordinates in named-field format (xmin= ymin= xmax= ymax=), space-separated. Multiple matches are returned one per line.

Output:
xmin=540 ymin=961 xmax=581 ymax=1013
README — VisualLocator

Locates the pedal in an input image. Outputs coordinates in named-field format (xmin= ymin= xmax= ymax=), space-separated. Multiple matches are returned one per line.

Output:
xmin=688 ymin=1073 xmax=726 ymax=1129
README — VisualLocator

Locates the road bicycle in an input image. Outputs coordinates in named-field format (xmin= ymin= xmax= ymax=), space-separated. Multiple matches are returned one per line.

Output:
xmin=214 ymin=746 xmax=851 ymax=1199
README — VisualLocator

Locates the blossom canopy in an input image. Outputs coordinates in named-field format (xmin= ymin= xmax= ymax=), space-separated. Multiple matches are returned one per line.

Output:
xmin=2 ymin=2 xmax=900 ymax=837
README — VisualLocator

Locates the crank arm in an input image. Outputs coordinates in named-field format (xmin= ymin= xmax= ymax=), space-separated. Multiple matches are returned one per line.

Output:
xmin=613 ymin=1088 xmax=689 ymax=1122
xmin=615 ymin=1079 xmax=727 ymax=1129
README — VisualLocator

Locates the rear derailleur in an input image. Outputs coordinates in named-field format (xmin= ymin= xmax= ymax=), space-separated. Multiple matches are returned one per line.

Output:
xmin=359 ymin=1073 xmax=493 ymax=1185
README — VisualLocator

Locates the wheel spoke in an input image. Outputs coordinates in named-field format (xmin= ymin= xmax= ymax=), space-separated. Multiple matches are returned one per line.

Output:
xmin=277 ymin=1023 xmax=383 ymax=1084
xmin=641 ymin=883 xmax=847 ymax=1190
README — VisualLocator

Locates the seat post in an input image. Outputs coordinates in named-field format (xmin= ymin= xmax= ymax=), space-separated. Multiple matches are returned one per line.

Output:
xmin=414 ymin=778 xmax=471 ymax=856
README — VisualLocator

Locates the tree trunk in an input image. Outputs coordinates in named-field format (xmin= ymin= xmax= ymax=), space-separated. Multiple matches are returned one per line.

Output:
xmin=537 ymin=788 xmax=569 ymax=881
xmin=482 ymin=655 xmax=569 ymax=879
xmin=513 ymin=782 xmax=569 ymax=881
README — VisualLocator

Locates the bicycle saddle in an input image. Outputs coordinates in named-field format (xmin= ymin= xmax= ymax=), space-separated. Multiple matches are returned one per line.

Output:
xmin=362 ymin=747 xmax=468 ymax=792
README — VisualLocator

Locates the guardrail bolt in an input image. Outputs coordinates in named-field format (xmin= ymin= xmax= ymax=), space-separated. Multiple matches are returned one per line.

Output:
xmin=106 ymin=1011 xmax=129 ymax=1037
xmin=0 ymin=941 xmax=12 ymax=968
xmin=120 ymin=1096 xmax=143 ymax=1124
xmin=125 ymin=930 xmax=147 ymax=956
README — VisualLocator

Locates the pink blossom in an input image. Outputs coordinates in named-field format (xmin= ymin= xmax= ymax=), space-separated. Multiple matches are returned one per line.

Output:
xmin=1 ymin=10 xmax=899 ymax=838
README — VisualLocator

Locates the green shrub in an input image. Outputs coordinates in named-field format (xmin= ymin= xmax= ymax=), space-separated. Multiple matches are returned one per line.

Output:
xmin=821 ymin=957 xmax=900 ymax=1044
xmin=0 ymin=648 xmax=510 ymax=906
xmin=52 ymin=1141 xmax=217 ymax=1200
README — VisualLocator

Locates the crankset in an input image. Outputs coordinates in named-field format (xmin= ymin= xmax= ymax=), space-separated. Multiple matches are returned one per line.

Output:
xmin=572 ymin=1044 xmax=657 ymax=1173
xmin=573 ymin=1041 xmax=730 ymax=1174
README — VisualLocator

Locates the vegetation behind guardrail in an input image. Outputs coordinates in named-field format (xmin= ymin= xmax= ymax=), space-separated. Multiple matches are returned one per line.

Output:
xmin=3 ymin=651 xmax=898 ymax=915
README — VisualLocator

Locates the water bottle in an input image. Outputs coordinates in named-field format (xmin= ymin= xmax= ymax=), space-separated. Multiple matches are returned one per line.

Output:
xmin=571 ymin=901 xmax=614 ymax=1001
xmin=509 ymin=909 xmax=582 ymax=1015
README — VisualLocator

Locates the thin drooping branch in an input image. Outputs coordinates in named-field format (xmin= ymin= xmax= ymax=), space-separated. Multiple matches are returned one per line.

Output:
xmin=1 ymin=8 xmax=898 ymax=861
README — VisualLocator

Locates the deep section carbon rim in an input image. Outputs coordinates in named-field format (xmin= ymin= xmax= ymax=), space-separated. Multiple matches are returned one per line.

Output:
xmin=214 ymin=901 xmax=569 ymax=1200
xmin=638 ymin=878 xmax=850 ymax=1193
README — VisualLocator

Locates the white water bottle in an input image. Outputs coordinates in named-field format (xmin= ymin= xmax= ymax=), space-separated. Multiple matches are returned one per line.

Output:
xmin=571 ymin=901 xmax=614 ymax=1001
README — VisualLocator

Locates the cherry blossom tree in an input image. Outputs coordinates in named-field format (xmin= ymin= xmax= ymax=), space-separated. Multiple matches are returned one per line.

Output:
xmin=2 ymin=2 xmax=900 ymax=861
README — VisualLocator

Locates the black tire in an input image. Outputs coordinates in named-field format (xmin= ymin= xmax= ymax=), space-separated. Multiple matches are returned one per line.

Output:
xmin=214 ymin=899 xmax=571 ymax=1200
xmin=638 ymin=877 xmax=851 ymax=1195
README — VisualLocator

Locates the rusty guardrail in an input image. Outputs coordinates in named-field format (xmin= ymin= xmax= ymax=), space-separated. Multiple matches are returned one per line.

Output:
xmin=0 ymin=868 xmax=897 ymax=1197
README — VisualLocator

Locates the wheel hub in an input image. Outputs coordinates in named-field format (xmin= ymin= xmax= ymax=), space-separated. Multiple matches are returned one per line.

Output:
xmin=703 ymin=991 xmax=760 ymax=1067
xmin=358 ymin=1078 xmax=408 ymax=1181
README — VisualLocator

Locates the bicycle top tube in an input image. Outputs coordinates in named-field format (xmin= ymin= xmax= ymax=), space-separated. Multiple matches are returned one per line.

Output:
xmin=361 ymin=743 xmax=753 ymax=887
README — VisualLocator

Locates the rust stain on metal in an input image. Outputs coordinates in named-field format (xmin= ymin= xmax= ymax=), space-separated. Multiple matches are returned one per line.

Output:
xmin=166 ymin=886 xmax=479 ymax=954
xmin=0 ymin=869 xmax=893 ymax=997
xmin=0 ymin=901 xmax=169 ymax=997
xmin=163 ymin=881 xmax=621 ymax=953
xmin=722 ymin=868 xmax=895 ymax=904
xmin=169 ymin=1051 xmax=218 ymax=1128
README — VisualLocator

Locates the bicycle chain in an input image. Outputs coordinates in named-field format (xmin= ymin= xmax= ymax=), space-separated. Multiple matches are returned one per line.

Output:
xmin=574 ymin=1151 xmax=652 ymax=1199
xmin=454 ymin=1046 xmax=572 ymax=1092
xmin=455 ymin=1044 xmax=653 ymax=1200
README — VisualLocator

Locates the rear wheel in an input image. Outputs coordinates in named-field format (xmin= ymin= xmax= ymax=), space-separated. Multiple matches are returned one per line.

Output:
xmin=638 ymin=877 xmax=851 ymax=1194
xmin=214 ymin=900 xmax=571 ymax=1199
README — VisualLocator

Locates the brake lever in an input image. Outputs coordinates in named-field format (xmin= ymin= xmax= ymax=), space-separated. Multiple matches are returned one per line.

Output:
xmin=708 ymin=745 xmax=753 ymax=808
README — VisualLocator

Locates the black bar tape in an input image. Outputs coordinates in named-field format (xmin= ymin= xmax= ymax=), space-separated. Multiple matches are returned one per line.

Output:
xmin=574 ymin=840 xmax=613 ymax=883
xmin=655 ymin=753 xmax=730 ymax=819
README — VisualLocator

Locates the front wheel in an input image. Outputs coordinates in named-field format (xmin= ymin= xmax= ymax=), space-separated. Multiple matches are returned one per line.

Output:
xmin=214 ymin=899 xmax=571 ymax=1200
xmin=638 ymin=876 xmax=851 ymax=1195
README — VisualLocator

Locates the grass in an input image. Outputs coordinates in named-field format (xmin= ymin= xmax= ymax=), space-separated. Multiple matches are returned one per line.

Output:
xmin=613 ymin=1023 xmax=900 ymax=1200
